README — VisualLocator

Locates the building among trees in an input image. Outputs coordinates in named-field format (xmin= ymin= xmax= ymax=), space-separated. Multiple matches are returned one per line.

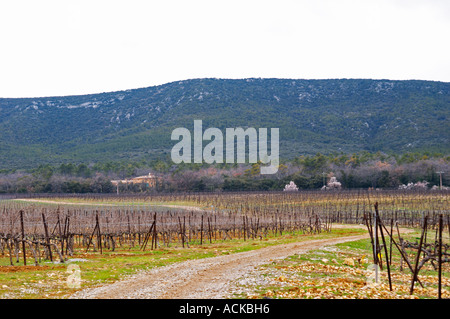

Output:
xmin=111 ymin=173 xmax=159 ymax=188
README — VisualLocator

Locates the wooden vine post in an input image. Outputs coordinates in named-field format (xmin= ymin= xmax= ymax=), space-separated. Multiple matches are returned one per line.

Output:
xmin=20 ymin=210 xmax=26 ymax=266
xmin=410 ymin=215 xmax=427 ymax=295
xmin=42 ymin=212 xmax=53 ymax=262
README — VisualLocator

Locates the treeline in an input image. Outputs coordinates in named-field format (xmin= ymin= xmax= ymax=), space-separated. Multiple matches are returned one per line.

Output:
xmin=156 ymin=151 xmax=449 ymax=192
xmin=0 ymin=151 xmax=448 ymax=193
xmin=0 ymin=162 xmax=138 ymax=194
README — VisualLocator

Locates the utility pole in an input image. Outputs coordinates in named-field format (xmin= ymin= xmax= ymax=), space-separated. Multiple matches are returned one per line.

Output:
xmin=436 ymin=171 xmax=444 ymax=189
xmin=322 ymin=172 xmax=327 ymax=187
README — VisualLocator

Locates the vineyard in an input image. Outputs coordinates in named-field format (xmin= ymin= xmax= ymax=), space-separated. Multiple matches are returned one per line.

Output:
xmin=1 ymin=189 xmax=448 ymax=266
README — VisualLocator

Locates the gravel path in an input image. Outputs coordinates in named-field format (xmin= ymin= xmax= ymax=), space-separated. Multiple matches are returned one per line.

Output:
xmin=70 ymin=233 xmax=369 ymax=299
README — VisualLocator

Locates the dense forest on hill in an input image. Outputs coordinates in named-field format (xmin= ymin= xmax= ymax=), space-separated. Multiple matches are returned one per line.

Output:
xmin=1 ymin=78 xmax=449 ymax=169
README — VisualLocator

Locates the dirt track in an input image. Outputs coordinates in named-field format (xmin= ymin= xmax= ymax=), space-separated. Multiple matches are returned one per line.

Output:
xmin=70 ymin=232 xmax=369 ymax=299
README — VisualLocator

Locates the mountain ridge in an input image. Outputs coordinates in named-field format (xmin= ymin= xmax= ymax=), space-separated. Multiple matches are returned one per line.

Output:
xmin=1 ymin=78 xmax=449 ymax=169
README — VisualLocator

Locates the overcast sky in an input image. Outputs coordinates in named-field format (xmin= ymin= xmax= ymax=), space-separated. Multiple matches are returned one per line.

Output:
xmin=1 ymin=0 xmax=449 ymax=98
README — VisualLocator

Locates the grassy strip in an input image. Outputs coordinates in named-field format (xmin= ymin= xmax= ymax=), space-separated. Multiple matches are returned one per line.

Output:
xmin=10 ymin=198 xmax=202 ymax=209
xmin=0 ymin=227 xmax=365 ymax=299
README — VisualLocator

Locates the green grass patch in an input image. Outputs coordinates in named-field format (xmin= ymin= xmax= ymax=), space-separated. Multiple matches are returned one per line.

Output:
xmin=0 ymin=226 xmax=364 ymax=299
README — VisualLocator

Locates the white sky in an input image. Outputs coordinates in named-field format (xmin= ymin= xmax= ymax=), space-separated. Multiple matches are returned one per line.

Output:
xmin=0 ymin=0 xmax=449 ymax=98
